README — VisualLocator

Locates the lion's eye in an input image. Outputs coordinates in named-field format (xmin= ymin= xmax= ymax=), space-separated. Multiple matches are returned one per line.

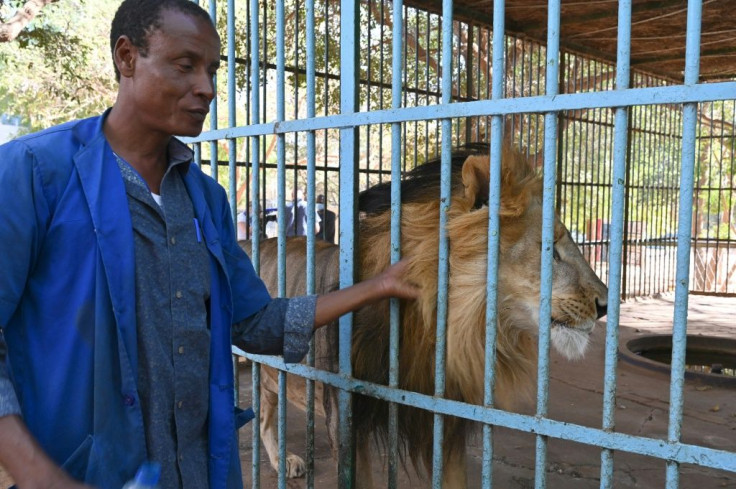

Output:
xmin=553 ymin=246 xmax=561 ymax=262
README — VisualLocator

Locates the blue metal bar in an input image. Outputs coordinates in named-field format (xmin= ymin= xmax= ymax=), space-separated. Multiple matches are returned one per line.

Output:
xmin=248 ymin=0 xmax=262 ymax=484
xmin=274 ymin=2 xmax=288 ymax=488
xmin=432 ymin=0 xmax=454 ymax=485
xmin=481 ymin=0 xmax=505 ymax=486
xmin=251 ymin=357 xmax=262 ymax=489
xmin=600 ymin=2 xmax=631 ymax=488
xmin=208 ymin=0 xmax=218 ymax=180
xmin=183 ymin=82 xmax=736 ymax=143
xmin=277 ymin=369 xmax=287 ymax=489
xmin=226 ymin=0 xmax=237 ymax=227
xmin=225 ymin=0 xmax=239 ymax=434
xmin=248 ymin=19 xmax=262 ymax=262
xmin=388 ymin=0 xmax=404 ymax=485
xmin=338 ymin=0 xmax=360 ymax=485
xmin=305 ymin=0 xmax=317 ymax=487
xmin=535 ymin=1 xmax=561 ymax=487
xmin=276 ymin=0 xmax=287 ymax=298
xmin=667 ymin=0 xmax=703 ymax=486
xmin=235 ymin=349 xmax=736 ymax=473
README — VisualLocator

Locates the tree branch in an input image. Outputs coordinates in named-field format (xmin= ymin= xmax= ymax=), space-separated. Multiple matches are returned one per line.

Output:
xmin=0 ymin=0 xmax=59 ymax=42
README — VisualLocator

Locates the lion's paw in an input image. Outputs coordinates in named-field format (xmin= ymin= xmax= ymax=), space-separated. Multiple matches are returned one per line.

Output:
xmin=285 ymin=453 xmax=306 ymax=478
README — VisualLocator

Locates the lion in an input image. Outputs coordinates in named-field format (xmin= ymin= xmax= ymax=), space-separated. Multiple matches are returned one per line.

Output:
xmin=243 ymin=143 xmax=608 ymax=489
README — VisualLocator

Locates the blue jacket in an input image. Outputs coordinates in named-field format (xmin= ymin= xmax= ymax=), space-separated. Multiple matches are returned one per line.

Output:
xmin=0 ymin=114 xmax=271 ymax=488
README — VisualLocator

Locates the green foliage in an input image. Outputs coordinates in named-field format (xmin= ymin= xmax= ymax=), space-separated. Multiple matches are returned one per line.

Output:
xmin=1 ymin=0 xmax=732 ymax=249
xmin=0 ymin=0 xmax=118 ymax=133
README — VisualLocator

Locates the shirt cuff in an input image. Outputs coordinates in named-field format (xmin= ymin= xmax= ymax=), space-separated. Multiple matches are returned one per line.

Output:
xmin=0 ymin=377 xmax=21 ymax=418
xmin=282 ymin=295 xmax=317 ymax=363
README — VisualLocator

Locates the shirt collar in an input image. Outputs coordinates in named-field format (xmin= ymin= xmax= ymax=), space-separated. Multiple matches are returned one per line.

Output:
xmin=168 ymin=137 xmax=194 ymax=173
xmin=113 ymin=138 xmax=193 ymax=193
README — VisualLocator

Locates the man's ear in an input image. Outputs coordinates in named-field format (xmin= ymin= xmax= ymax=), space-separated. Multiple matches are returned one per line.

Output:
xmin=113 ymin=36 xmax=137 ymax=78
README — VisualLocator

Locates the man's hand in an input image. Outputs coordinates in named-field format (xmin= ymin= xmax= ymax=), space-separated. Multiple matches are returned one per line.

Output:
xmin=371 ymin=258 xmax=421 ymax=301
xmin=313 ymin=257 xmax=419 ymax=328
xmin=0 ymin=415 xmax=95 ymax=489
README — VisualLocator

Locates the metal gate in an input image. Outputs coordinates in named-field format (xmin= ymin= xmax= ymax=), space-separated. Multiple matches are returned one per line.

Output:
xmin=184 ymin=0 xmax=736 ymax=487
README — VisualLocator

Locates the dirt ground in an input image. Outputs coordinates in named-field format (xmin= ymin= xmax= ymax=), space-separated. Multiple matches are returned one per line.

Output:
xmin=2 ymin=294 xmax=735 ymax=488
xmin=239 ymin=294 xmax=736 ymax=489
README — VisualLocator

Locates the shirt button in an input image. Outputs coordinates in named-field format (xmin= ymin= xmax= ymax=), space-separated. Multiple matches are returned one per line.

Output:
xmin=178 ymin=346 xmax=185 ymax=354
xmin=170 ymin=236 xmax=176 ymax=245
xmin=177 ymin=400 xmax=183 ymax=409
xmin=123 ymin=394 xmax=136 ymax=406
xmin=175 ymin=290 xmax=182 ymax=299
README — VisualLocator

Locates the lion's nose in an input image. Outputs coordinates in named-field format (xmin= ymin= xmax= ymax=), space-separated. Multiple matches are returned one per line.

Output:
xmin=595 ymin=298 xmax=607 ymax=319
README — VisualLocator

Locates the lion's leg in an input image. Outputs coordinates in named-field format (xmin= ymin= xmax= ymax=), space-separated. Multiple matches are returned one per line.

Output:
xmin=259 ymin=369 xmax=307 ymax=478
xmin=441 ymin=443 xmax=467 ymax=489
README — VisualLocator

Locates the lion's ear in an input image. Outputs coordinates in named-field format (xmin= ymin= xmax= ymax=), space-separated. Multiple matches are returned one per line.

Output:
xmin=499 ymin=144 xmax=536 ymax=217
xmin=461 ymin=155 xmax=490 ymax=209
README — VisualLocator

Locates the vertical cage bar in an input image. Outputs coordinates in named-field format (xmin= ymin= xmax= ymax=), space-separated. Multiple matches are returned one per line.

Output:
xmin=645 ymin=98 xmax=656 ymax=295
xmin=225 ymin=0 xmax=240 ymax=430
xmin=305 ymin=0 xmax=317 ymax=485
xmin=388 ymin=0 xmax=404 ymax=485
xmin=432 ymin=0 xmax=454 ymax=485
xmin=481 ymin=0 xmax=505 ymax=486
xmin=274 ymin=0 xmax=288 ymax=487
xmin=208 ymin=0 xmax=218 ymax=179
xmin=727 ymin=103 xmax=736 ymax=293
xmin=227 ymin=0 xmax=237 ymax=227
xmin=338 ymin=0 xmax=360 ymax=486
xmin=365 ymin=0 xmax=372 ymax=188
xmin=667 ymin=106 xmax=679 ymax=294
xmin=251 ymin=352 xmax=262 ymax=489
xmin=600 ymin=1 xmax=631 ymax=486
xmin=667 ymin=0 xmax=703 ymax=486
xmin=535 ymin=0 xmax=561 ymax=487
xmin=248 ymin=0 xmax=263 ymax=484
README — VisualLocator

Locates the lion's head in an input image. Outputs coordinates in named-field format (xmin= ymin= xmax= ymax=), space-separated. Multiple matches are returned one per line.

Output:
xmin=355 ymin=143 xmax=608 ymax=409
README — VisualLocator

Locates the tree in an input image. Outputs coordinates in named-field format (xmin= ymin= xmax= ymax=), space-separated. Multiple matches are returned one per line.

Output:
xmin=0 ymin=0 xmax=118 ymax=133
xmin=0 ymin=0 xmax=58 ymax=42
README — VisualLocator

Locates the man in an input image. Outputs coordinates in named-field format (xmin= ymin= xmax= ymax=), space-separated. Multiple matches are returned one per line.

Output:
xmin=283 ymin=188 xmax=318 ymax=237
xmin=0 ymin=1 xmax=417 ymax=488
xmin=316 ymin=193 xmax=337 ymax=243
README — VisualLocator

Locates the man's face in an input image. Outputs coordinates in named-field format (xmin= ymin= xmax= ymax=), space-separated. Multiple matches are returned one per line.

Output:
xmin=126 ymin=9 xmax=221 ymax=137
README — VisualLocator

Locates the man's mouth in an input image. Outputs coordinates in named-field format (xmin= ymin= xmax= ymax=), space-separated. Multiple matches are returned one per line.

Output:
xmin=188 ymin=109 xmax=208 ymax=121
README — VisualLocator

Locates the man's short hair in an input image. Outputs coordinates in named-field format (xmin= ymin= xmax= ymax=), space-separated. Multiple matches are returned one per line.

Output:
xmin=110 ymin=0 xmax=215 ymax=81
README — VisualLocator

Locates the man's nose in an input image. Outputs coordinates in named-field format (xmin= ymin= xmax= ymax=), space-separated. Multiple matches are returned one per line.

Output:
xmin=195 ymin=71 xmax=215 ymax=101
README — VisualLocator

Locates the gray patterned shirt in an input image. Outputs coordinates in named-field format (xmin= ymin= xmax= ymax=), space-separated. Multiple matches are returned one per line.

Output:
xmin=113 ymin=141 xmax=316 ymax=488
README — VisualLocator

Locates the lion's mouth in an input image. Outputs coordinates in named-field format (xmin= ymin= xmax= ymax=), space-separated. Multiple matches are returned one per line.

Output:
xmin=551 ymin=319 xmax=594 ymax=333
xmin=550 ymin=319 xmax=595 ymax=360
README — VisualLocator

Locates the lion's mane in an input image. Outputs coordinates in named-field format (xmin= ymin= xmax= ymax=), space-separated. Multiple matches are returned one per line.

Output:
xmin=351 ymin=143 xmax=541 ymax=470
